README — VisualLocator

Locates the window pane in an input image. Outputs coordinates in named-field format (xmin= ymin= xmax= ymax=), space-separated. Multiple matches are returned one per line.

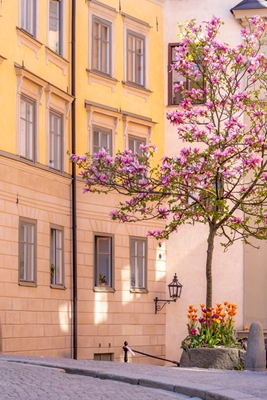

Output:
xmin=92 ymin=18 xmax=111 ymax=74
xmin=19 ymin=221 xmax=35 ymax=282
xmin=130 ymin=239 xmax=146 ymax=288
xmin=20 ymin=97 xmax=35 ymax=161
xmin=101 ymin=133 xmax=108 ymax=149
xmin=51 ymin=228 xmax=63 ymax=285
xmin=98 ymin=237 xmax=110 ymax=253
xmin=96 ymin=237 xmax=112 ymax=286
xmin=93 ymin=128 xmax=112 ymax=155
xmin=128 ymin=136 xmax=145 ymax=156
xmin=21 ymin=0 xmax=36 ymax=36
xmin=49 ymin=1 xmax=60 ymax=53
xmin=49 ymin=112 xmax=62 ymax=170
xmin=127 ymin=32 xmax=145 ymax=85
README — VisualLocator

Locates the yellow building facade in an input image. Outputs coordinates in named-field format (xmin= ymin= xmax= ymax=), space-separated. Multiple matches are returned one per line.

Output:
xmin=0 ymin=0 xmax=167 ymax=363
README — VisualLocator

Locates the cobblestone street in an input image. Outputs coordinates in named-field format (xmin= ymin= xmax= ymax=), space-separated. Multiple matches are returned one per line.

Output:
xmin=0 ymin=360 xmax=199 ymax=400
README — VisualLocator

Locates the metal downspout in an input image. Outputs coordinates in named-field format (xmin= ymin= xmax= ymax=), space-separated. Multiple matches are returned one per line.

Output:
xmin=71 ymin=0 xmax=77 ymax=360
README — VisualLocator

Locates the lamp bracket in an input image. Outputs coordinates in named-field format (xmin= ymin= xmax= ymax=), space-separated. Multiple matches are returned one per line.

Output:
xmin=154 ymin=297 xmax=177 ymax=314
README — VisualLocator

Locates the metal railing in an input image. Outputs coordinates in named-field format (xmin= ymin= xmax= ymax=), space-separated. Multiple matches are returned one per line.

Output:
xmin=123 ymin=341 xmax=180 ymax=366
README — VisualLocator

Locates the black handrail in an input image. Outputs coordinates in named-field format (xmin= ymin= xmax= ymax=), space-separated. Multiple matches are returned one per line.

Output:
xmin=123 ymin=341 xmax=180 ymax=366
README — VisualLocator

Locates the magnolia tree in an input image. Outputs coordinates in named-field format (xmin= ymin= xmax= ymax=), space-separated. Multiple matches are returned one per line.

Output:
xmin=71 ymin=16 xmax=267 ymax=308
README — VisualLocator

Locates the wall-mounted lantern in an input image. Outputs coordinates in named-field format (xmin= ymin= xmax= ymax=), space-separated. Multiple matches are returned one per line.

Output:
xmin=154 ymin=273 xmax=183 ymax=314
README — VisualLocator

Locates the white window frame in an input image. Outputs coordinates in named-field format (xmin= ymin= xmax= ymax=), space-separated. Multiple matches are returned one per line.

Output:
xmin=15 ymin=66 xmax=46 ymax=163
xmin=87 ymin=0 xmax=117 ymax=89
xmin=122 ymin=112 xmax=155 ymax=151
xmin=50 ymin=225 xmax=64 ymax=287
xmin=48 ymin=0 xmax=64 ymax=56
xmin=130 ymin=237 xmax=147 ymax=292
xmin=85 ymin=101 xmax=121 ymax=156
xmin=93 ymin=125 xmax=112 ymax=155
xmin=126 ymin=30 xmax=145 ymax=86
xmin=49 ymin=110 xmax=63 ymax=170
xmin=123 ymin=14 xmax=150 ymax=90
xmin=128 ymin=135 xmax=146 ymax=156
xmin=20 ymin=0 xmax=37 ymax=37
xmin=19 ymin=218 xmax=37 ymax=285
xmin=20 ymin=95 xmax=36 ymax=161
xmin=92 ymin=15 xmax=111 ymax=75
xmin=45 ymin=84 xmax=73 ymax=173
xmin=94 ymin=234 xmax=114 ymax=290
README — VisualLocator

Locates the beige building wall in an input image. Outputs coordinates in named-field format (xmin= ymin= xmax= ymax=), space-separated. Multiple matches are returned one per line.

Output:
xmin=0 ymin=158 xmax=72 ymax=357
xmin=162 ymin=0 xmax=267 ymax=363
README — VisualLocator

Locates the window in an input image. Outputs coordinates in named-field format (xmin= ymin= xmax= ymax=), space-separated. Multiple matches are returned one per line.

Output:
xmin=19 ymin=219 xmax=36 ymax=284
xmin=128 ymin=135 xmax=146 ymax=156
xmin=49 ymin=110 xmax=62 ymax=170
xmin=93 ymin=126 xmax=112 ymax=155
xmin=127 ymin=30 xmax=145 ymax=86
xmin=92 ymin=16 xmax=111 ymax=75
xmin=20 ymin=95 xmax=36 ymax=161
xmin=95 ymin=236 xmax=113 ymax=288
xmin=50 ymin=227 xmax=64 ymax=286
xmin=168 ymin=43 xmax=204 ymax=105
xmin=130 ymin=238 xmax=147 ymax=290
xmin=94 ymin=353 xmax=114 ymax=361
xmin=48 ymin=0 xmax=63 ymax=55
xmin=21 ymin=0 xmax=37 ymax=37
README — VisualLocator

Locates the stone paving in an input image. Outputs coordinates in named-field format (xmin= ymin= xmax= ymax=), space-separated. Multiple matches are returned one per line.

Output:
xmin=0 ymin=355 xmax=266 ymax=400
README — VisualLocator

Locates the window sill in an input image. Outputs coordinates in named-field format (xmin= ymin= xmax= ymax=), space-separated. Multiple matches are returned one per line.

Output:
xmin=16 ymin=27 xmax=42 ymax=58
xmin=50 ymin=284 xmax=66 ymax=290
xmin=93 ymin=286 xmax=115 ymax=293
xmin=86 ymin=69 xmax=119 ymax=93
xmin=45 ymin=47 xmax=69 ymax=75
xmin=122 ymin=81 xmax=152 ymax=103
xmin=19 ymin=281 xmax=37 ymax=287
xmin=130 ymin=288 xmax=148 ymax=294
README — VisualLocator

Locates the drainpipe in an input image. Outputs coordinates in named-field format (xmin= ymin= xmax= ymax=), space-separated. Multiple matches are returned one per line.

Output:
xmin=71 ymin=0 xmax=77 ymax=360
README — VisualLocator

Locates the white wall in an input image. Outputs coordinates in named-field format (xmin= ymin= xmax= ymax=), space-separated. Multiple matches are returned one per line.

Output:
xmin=163 ymin=0 xmax=244 ymax=363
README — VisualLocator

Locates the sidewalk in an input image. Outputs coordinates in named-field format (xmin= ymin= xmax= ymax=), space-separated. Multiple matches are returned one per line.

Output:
xmin=0 ymin=354 xmax=266 ymax=400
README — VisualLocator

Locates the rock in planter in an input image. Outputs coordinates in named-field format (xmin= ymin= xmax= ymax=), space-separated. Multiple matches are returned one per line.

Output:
xmin=180 ymin=347 xmax=246 ymax=369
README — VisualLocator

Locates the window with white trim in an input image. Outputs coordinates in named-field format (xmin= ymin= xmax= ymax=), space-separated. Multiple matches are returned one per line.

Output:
xmin=48 ymin=0 xmax=63 ymax=55
xmin=19 ymin=218 xmax=36 ymax=284
xmin=20 ymin=0 xmax=37 ymax=37
xmin=128 ymin=135 xmax=146 ymax=156
xmin=92 ymin=16 xmax=111 ymax=75
xmin=93 ymin=126 xmax=112 ymax=155
xmin=50 ymin=226 xmax=64 ymax=286
xmin=95 ymin=235 xmax=113 ymax=288
xmin=20 ymin=95 xmax=36 ymax=161
xmin=130 ymin=237 xmax=147 ymax=290
xmin=127 ymin=30 xmax=145 ymax=86
xmin=49 ymin=110 xmax=63 ymax=171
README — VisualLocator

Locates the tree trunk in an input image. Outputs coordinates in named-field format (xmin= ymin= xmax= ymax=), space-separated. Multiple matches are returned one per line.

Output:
xmin=206 ymin=225 xmax=216 ymax=309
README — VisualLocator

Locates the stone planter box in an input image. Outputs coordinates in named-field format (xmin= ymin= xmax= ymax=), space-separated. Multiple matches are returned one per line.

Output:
xmin=180 ymin=348 xmax=246 ymax=370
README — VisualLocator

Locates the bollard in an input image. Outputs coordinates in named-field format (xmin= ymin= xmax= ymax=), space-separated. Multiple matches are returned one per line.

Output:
xmin=123 ymin=341 xmax=128 ymax=363
xmin=245 ymin=322 xmax=266 ymax=371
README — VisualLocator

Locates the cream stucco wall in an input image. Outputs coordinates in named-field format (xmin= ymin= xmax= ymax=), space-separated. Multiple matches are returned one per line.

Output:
xmin=163 ymin=0 xmax=249 ymax=363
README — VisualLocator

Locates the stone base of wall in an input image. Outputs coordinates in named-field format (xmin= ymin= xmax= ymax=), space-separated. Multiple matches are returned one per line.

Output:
xmin=180 ymin=348 xmax=246 ymax=370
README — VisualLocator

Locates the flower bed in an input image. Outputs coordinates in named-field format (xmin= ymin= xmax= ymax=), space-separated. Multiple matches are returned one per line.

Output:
xmin=180 ymin=303 xmax=245 ymax=369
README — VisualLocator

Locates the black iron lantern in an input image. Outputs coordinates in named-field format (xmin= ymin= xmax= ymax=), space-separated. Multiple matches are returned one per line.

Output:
xmin=168 ymin=273 xmax=183 ymax=299
xmin=154 ymin=273 xmax=183 ymax=314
